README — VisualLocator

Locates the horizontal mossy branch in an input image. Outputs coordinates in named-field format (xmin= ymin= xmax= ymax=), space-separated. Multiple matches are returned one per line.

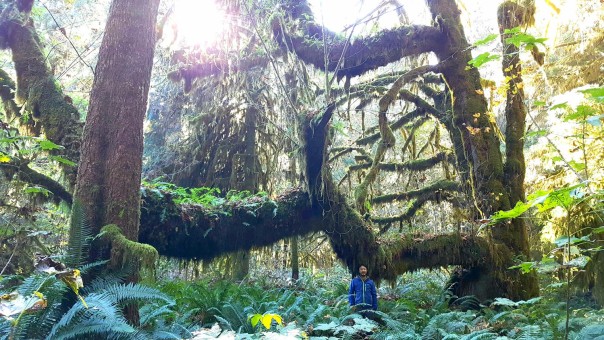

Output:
xmin=136 ymin=180 xmax=493 ymax=282
xmin=398 ymin=89 xmax=443 ymax=118
xmin=372 ymin=179 xmax=459 ymax=204
xmin=356 ymin=110 xmax=430 ymax=146
xmin=349 ymin=151 xmax=454 ymax=173
xmin=273 ymin=0 xmax=444 ymax=79
xmin=167 ymin=54 xmax=269 ymax=91
xmin=329 ymin=147 xmax=369 ymax=163
xmin=371 ymin=193 xmax=453 ymax=226
xmin=0 ymin=158 xmax=73 ymax=205
xmin=379 ymin=233 xmax=492 ymax=278
xmin=138 ymin=188 xmax=325 ymax=259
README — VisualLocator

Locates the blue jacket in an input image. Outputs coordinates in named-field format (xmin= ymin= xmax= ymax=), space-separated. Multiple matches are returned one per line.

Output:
xmin=348 ymin=276 xmax=377 ymax=310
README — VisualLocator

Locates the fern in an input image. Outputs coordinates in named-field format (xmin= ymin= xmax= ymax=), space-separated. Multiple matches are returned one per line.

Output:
xmin=139 ymin=304 xmax=175 ymax=327
xmin=371 ymin=330 xmax=419 ymax=340
xmin=65 ymin=200 xmax=92 ymax=268
xmin=461 ymin=330 xmax=500 ymax=339
xmin=47 ymin=292 xmax=123 ymax=339
xmin=103 ymin=282 xmax=174 ymax=305
xmin=451 ymin=295 xmax=481 ymax=311
xmin=514 ymin=324 xmax=550 ymax=339
xmin=578 ymin=324 xmax=604 ymax=339
xmin=304 ymin=304 xmax=327 ymax=327
xmin=50 ymin=319 xmax=137 ymax=340
xmin=421 ymin=311 xmax=476 ymax=338
xmin=80 ymin=271 xmax=130 ymax=295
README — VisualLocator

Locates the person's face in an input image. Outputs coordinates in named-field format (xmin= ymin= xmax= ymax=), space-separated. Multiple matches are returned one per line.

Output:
xmin=359 ymin=266 xmax=368 ymax=276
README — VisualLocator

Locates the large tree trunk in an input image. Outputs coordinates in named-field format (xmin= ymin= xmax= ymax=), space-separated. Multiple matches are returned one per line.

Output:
xmin=426 ymin=0 xmax=538 ymax=299
xmin=73 ymin=0 xmax=159 ymax=243
xmin=71 ymin=0 xmax=160 ymax=324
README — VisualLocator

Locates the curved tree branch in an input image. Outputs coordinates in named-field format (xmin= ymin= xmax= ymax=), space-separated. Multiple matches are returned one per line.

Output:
xmin=273 ymin=0 xmax=444 ymax=79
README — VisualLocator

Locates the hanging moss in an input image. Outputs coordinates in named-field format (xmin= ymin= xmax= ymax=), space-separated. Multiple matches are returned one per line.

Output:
xmin=101 ymin=224 xmax=158 ymax=273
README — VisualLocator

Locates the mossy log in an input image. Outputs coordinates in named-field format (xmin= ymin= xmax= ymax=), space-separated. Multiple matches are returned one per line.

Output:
xmin=137 ymin=185 xmax=493 ymax=284
xmin=138 ymin=188 xmax=324 ymax=259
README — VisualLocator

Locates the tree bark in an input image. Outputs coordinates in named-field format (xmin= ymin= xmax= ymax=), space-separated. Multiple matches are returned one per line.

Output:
xmin=73 ymin=0 xmax=160 ymax=243
xmin=425 ymin=0 xmax=538 ymax=299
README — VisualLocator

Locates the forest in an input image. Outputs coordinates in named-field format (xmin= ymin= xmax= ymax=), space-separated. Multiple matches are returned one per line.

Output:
xmin=0 ymin=0 xmax=603 ymax=338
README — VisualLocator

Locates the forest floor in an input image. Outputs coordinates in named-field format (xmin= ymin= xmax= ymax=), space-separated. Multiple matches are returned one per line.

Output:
xmin=156 ymin=266 xmax=604 ymax=339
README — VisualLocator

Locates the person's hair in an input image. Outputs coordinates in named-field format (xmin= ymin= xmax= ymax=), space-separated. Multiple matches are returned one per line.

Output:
xmin=358 ymin=264 xmax=368 ymax=270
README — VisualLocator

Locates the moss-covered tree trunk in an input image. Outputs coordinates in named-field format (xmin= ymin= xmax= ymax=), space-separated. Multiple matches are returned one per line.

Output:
xmin=426 ymin=0 xmax=538 ymax=299
xmin=0 ymin=0 xmax=82 ymax=187
xmin=72 ymin=0 xmax=160 ymax=324
xmin=73 ymin=0 xmax=159 ymax=243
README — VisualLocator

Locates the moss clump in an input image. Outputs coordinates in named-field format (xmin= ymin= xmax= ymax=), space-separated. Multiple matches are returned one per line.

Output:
xmin=100 ymin=224 xmax=158 ymax=273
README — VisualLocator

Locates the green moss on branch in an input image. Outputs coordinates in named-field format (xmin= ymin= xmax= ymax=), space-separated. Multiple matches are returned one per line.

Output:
xmin=101 ymin=224 xmax=158 ymax=272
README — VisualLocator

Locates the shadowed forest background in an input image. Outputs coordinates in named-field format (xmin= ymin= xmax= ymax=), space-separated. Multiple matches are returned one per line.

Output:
xmin=0 ymin=0 xmax=603 ymax=338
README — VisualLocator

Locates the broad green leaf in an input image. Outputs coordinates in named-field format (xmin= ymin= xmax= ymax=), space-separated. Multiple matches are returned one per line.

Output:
xmin=504 ymin=29 xmax=547 ymax=48
xmin=537 ymin=183 xmax=586 ymax=211
xmin=472 ymin=33 xmax=498 ymax=47
xmin=565 ymin=256 xmax=590 ymax=269
xmin=249 ymin=314 xmax=262 ymax=328
xmin=536 ymin=259 xmax=561 ymax=274
xmin=532 ymin=101 xmax=546 ymax=107
xmin=580 ymin=87 xmax=604 ymax=103
xmin=24 ymin=186 xmax=51 ymax=197
xmin=490 ymin=193 xmax=549 ymax=223
xmin=592 ymin=226 xmax=604 ymax=234
xmin=50 ymin=155 xmax=76 ymax=166
xmin=564 ymin=105 xmax=596 ymax=121
xmin=524 ymin=129 xmax=547 ymax=138
xmin=467 ymin=52 xmax=500 ymax=68
xmin=568 ymin=160 xmax=586 ymax=172
xmin=509 ymin=261 xmax=535 ymax=274
xmin=554 ymin=235 xmax=590 ymax=247
xmin=492 ymin=200 xmax=533 ymax=221
xmin=549 ymin=102 xmax=568 ymax=110
xmin=527 ymin=190 xmax=550 ymax=201
xmin=503 ymin=27 xmax=521 ymax=35
xmin=37 ymin=139 xmax=62 ymax=151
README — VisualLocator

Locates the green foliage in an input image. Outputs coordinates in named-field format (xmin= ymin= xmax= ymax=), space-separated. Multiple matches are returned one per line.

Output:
xmin=64 ymin=200 xmax=91 ymax=268
xmin=503 ymin=27 xmax=547 ymax=50
xmin=467 ymin=52 xmax=500 ymax=69
xmin=142 ymin=179 xmax=269 ymax=208
xmin=471 ymin=34 xmax=498 ymax=47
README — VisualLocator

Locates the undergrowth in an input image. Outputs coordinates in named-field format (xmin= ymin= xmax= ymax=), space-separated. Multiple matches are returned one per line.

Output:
xmin=154 ymin=268 xmax=604 ymax=339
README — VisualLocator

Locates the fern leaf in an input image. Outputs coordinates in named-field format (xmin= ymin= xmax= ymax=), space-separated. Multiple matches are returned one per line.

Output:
xmin=47 ymin=292 xmax=124 ymax=339
xmin=139 ymin=304 xmax=175 ymax=327
xmin=103 ymin=282 xmax=174 ymax=305
xmin=65 ymin=200 xmax=93 ymax=267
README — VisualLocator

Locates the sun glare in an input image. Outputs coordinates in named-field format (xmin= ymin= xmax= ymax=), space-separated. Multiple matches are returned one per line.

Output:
xmin=308 ymin=0 xmax=429 ymax=33
xmin=168 ymin=0 xmax=227 ymax=48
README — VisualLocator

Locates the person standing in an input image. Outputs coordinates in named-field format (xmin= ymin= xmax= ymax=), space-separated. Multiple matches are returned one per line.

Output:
xmin=348 ymin=264 xmax=378 ymax=311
